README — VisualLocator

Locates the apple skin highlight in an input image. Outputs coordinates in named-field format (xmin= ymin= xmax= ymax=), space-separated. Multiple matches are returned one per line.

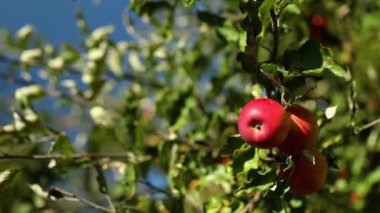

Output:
xmin=278 ymin=105 xmax=319 ymax=156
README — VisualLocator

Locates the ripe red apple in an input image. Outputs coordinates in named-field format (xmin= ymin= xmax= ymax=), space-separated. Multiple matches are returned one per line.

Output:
xmin=289 ymin=148 xmax=328 ymax=196
xmin=237 ymin=98 xmax=290 ymax=148
xmin=278 ymin=105 xmax=319 ymax=156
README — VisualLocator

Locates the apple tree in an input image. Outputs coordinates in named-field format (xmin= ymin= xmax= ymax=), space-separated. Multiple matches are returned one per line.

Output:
xmin=0 ymin=0 xmax=379 ymax=212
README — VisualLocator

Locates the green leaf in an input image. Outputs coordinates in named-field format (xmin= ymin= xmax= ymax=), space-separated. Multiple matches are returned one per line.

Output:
xmin=326 ymin=64 xmax=348 ymax=78
xmin=75 ymin=8 xmax=89 ymax=35
xmin=261 ymin=63 xmax=278 ymax=75
xmin=183 ymin=0 xmax=195 ymax=8
xmin=284 ymin=40 xmax=323 ymax=70
xmin=89 ymin=25 xmax=114 ymax=43
xmin=248 ymin=168 xmax=275 ymax=187
xmin=216 ymin=24 xmax=240 ymax=42
xmin=29 ymin=184 xmax=48 ymax=198
xmin=302 ymin=67 xmax=325 ymax=75
xmin=49 ymin=134 xmax=74 ymax=157
xmin=251 ymin=83 xmax=264 ymax=99
xmin=107 ymin=46 xmax=124 ymax=76
xmin=16 ymin=25 xmax=34 ymax=48
xmin=0 ymin=169 xmax=18 ymax=190
xmin=47 ymin=57 xmax=64 ymax=71
xmin=232 ymin=144 xmax=256 ymax=181
xmin=258 ymin=0 xmax=276 ymax=38
xmin=20 ymin=48 xmax=42 ymax=66
xmin=356 ymin=167 xmax=380 ymax=196
xmin=89 ymin=106 xmax=115 ymax=127
xmin=60 ymin=43 xmax=80 ymax=63
xmin=123 ymin=164 xmax=136 ymax=199
xmin=221 ymin=136 xmax=245 ymax=156
xmin=236 ymin=168 xmax=276 ymax=193
xmin=3 ymin=30 xmax=15 ymax=47
xmin=184 ymin=191 xmax=203 ymax=213
xmin=252 ymin=148 xmax=260 ymax=170
xmin=197 ymin=11 xmax=226 ymax=27
xmin=168 ymin=143 xmax=179 ymax=194
xmin=15 ymin=84 xmax=45 ymax=103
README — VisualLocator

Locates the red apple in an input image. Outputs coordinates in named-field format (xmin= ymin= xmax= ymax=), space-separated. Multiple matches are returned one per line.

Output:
xmin=349 ymin=190 xmax=361 ymax=205
xmin=237 ymin=98 xmax=290 ymax=148
xmin=215 ymin=156 xmax=231 ymax=165
xmin=278 ymin=105 xmax=319 ymax=156
xmin=289 ymin=148 xmax=328 ymax=196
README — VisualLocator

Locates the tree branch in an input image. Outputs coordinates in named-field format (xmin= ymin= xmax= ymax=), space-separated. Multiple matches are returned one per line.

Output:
xmin=94 ymin=164 xmax=116 ymax=213
xmin=270 ymin=9 xmax=279 ymax=62
xmin=241 ymin=191 xmax=261 ymax=213
xmin=357 ymin=118 xmax=380 ymax=132
xmin=138 ymin=179 xmax=173 ymax=198
xmin=0 ymin=152 xmax=148 ymax=164
xmin=49 ymin=186 xmax=112 ymax=213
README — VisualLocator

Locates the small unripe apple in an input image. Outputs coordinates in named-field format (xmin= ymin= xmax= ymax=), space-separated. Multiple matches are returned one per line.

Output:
xmin=289 ymin=148 xmax=328 ymax=196
xmin=237 ymin=98 xmax=290 ymax=148
xmin=278 ymin=105 xmax=319 ymax=156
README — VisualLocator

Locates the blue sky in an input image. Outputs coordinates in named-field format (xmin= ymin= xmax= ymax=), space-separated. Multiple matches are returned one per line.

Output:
xmin=0 ymin=0 xmax=132 ymax=123
xmin=0 ymin=1 xmax=169 ymax=198
xmin=0 ymin=0 xmax=131 ymax=45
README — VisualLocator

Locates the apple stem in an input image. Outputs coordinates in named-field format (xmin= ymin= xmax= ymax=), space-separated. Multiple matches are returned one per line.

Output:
xmin=251 ymin=121 xmax=262 ymax=130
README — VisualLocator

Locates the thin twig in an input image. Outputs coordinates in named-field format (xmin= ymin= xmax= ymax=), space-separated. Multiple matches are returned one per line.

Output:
xmin=241 ymin=192 xmax=261 ymax=213
xmin=95 ymin=164 xmax=116 ymax=213
xmin=260 ymin=68 xmax=282 ymax=88
xmin=138 ymin=179 xmax=172 ymax=198
xmin=260 ymin=43 xmax=272 ymax=52
xmin=49 ymin=186 xmax=112 ymax=213
xmin=357 ymin=118 xmax=380 ymax=132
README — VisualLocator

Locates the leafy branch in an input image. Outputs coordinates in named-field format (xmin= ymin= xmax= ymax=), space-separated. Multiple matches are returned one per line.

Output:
xmin=0 ymin=70 xmax=92 ymax=108
xmin=0 ymin=152 xmax=148 ymax=164
xmin=48 ymin=186 xmax=113 ymax=213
